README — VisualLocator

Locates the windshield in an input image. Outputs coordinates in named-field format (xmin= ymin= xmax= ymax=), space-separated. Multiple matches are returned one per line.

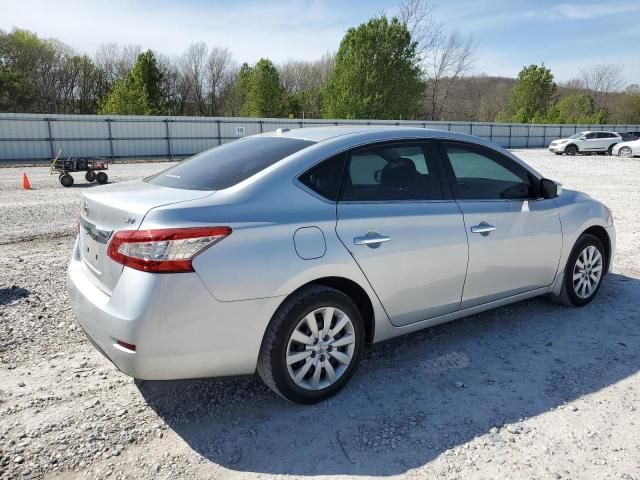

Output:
xmin=568 ymin=133 xmax=585 ymax=139
xmin=146 ymin=136 xmax=315 ymax=190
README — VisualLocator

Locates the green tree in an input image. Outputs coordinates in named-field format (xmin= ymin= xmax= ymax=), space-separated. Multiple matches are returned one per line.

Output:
xmin=497 ymin=64 xmax=556 ymax=123
xmin=322 ymin=16 xmax=422 ymax=119
xmin=131 ymin=50 xmax=162 ymax=112
xmin=242 ymin=59 xmax=285 ymax=117
xmin=285 ymin=86 xmax=324 ymax=118
xmin=99 ymin=75 xmax=148 ymax=114
xmin=612 ymin=93 xmax=640 ymax=124
xmin=99 ymin=49 xmax=162 ymax=115
xmin=0 ymin=65 xmax=30 ymax=110
xmin=545 ymin=94 xmax=605 ymax=124
xmin=224 ymin=62 xmax=253 ymax=116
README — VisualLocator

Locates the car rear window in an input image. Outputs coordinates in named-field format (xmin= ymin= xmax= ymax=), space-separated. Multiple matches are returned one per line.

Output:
xmin=146 ymin=137 xmax=315 ymax=190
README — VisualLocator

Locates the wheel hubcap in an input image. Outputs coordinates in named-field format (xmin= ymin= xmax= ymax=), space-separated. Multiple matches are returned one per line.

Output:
xmin=286 ymin=307 xmax=356 ymax=391
xmin=572 ymin=245 xmax=603 ymax=299
xmin=620 ymin=147 xmax=632 ymax=157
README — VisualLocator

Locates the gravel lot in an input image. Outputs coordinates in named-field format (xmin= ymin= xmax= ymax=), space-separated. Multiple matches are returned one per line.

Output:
xmin=1 ymin=150 xmax=639 ymax=480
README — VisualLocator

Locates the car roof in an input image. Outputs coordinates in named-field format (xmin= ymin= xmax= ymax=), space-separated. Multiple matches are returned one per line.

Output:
xmin=578 ymin=130 xmax=618 ymax=134
xmin=259 ymin=125 xmax=483 ymax=144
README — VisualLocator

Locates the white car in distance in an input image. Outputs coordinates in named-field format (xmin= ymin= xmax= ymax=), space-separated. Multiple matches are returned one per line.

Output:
xmin=612 ymin=138 xmax=640 ymax=158
xmin=549 ymin=131 xmax=622 ymax=155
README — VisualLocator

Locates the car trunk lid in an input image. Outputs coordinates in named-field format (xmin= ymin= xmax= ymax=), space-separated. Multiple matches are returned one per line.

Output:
xmin=78 ymin=180 xmax=213 ymax=292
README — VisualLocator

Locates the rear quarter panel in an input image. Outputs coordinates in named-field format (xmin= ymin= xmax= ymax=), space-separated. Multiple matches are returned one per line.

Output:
xmin=140 ymin=177 xmax=390 ymax=325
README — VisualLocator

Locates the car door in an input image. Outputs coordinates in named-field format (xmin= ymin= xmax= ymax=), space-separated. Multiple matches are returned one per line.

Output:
xmin=596 ymin=132 xmax=612 ymax=151
xmin=439 ymin=141 xmax=562 ymax=309
xmin=582 ymin=132 xmax=599 ymax=151
xmin=335 ymin=141 xmax=468 ymax=326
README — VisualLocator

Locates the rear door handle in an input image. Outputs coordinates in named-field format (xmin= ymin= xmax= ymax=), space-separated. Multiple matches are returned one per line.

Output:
xmin=470 ymin=223 xmax=496 ymax=234
xmin=354 ymin=233 xmax=391 ymax=247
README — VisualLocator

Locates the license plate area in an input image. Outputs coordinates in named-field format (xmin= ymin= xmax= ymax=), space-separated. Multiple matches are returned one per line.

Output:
xmin=80 ymin=218 xmax=112 ymax=276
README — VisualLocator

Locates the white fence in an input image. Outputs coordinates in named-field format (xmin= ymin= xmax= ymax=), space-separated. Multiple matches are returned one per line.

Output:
xmin=1 ymin=113 xmax=639 ymax=162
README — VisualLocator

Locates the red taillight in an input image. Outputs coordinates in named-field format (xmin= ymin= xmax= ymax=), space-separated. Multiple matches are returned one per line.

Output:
xmin=107 ymin=226 xmax=231 ymax=273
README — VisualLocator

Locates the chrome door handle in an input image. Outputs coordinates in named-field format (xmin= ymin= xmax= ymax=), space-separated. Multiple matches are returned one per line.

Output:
xmin=470 ymin=224 xmax=496 ymax=234
xmin=354 ymin=233 xmax=391 ymax=246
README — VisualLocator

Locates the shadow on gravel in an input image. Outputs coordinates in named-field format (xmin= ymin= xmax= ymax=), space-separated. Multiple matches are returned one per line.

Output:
xmin=0 ymin=286 xmax=30 ymax=305
xmin=139 ymin=273 xmax=640 ymax=476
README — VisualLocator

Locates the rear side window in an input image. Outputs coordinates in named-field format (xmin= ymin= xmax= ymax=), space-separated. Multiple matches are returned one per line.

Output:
xmin=298 ymin=153 xmax=346 ymax=201
xmin=341 ymin=143 xmax=443 ymax=201
xmin=146 ymin=137 xmax=315 ymax=190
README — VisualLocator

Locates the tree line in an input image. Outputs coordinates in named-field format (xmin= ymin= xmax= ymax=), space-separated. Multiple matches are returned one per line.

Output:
xmin=1 ymin=0 xmax=639 ymax=124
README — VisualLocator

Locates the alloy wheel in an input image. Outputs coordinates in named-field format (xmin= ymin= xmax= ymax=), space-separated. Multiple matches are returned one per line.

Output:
xmin=572 ymin=245 xmax=603 ymax=299
xmin=286 ymin=306 xmax=356 ymax=391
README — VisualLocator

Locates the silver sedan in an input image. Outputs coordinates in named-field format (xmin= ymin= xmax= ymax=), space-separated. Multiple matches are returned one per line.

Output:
xmin=68 ymin=127 xmax=615 ymax=403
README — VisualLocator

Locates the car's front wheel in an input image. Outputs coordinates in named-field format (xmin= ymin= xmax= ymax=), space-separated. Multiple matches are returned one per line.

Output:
xmin=558 ymin=233 xmax=606 ymax=307
xmin=565 ymin=144 xmax=578 ymax=155
xmin=257 ymin=285 xmax=364 ymax=404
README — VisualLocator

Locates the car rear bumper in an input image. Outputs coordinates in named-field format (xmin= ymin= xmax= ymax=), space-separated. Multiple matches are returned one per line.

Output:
xmin=67 ymin=237 xmax=281 ymax=380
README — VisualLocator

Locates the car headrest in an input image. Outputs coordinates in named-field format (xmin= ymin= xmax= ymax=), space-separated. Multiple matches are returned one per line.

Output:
xmin=380 ymin=158 xmax=418 ymax=188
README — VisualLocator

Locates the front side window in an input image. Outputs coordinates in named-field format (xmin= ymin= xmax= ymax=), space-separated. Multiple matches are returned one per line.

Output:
xmin=146 ymin=137 xmax=315 ymax=190
xmin=443 ymin=143 xmax=534 ymax=200
xmin=341 ymin=143 xmax=443 ymax=201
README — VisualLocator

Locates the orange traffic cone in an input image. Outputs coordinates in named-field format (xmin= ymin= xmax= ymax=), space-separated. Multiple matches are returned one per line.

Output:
xmin=21 ymin=173 xmax=32 ymax=190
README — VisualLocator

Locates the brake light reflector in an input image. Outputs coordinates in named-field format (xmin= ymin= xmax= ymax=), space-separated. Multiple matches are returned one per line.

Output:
xmin=107 ymin=226 xmax=231 ymax=273
xmin=117 ymin=340 xmax=136 ymax=352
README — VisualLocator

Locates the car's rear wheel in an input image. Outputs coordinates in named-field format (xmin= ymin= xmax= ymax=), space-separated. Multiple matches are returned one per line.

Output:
xmin=565 ymin=144 xmax=578 ymax=155
xmin=619 ymin=146 xmax=633 ymax=158
xmin=257 ymin=285 xmax=364 ymax=404
xmin=607 ymin=144 xmax=616 ymax=155
xmin=558 ymin=233 xmax=606 ymax=307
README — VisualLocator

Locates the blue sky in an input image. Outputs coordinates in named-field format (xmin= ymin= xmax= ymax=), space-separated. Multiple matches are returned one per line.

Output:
xmin=1 ymin=0 xmax=639 ymax=85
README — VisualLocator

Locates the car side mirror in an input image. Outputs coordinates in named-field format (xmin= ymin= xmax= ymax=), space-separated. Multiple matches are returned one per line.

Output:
xmin=540 ymin=178 xmax=561 ymax=199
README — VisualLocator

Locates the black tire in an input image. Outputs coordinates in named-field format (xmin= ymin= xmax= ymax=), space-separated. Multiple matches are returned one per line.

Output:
xmin=96 ymin=172 xmax=108 ymax=184
xmin=257 ymin=285 xmax=364 ymax=404
xmin=554 ymin=152 xmax=563 ymax=156
xmin=557 ymin=233 xmax=606 ymax=307
xmin=60 ymin=174 xmax=74 ymax=187
xmin=607 ymin=144 xmax=616 ymax=155
xmin=564 ymin=144 xmax=578 ymax=155
xmin=85 ymin=170 xmax=96 ymax=182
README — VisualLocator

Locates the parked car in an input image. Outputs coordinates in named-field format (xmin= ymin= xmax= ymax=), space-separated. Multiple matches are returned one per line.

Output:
xmin=548 ymin=131 xmax=622 ymax=155
xmin=68 ymin=127 xmax=615 ymax=403
xmin=612 ymin=138 xmax=640 ymax=158
xmin=619 ymin=132 xmax=639 ymax=142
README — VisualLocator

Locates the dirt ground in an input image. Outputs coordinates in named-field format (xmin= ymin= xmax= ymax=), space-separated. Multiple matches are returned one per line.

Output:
xmin=0 ymin=150 xmax=639 ymax=480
